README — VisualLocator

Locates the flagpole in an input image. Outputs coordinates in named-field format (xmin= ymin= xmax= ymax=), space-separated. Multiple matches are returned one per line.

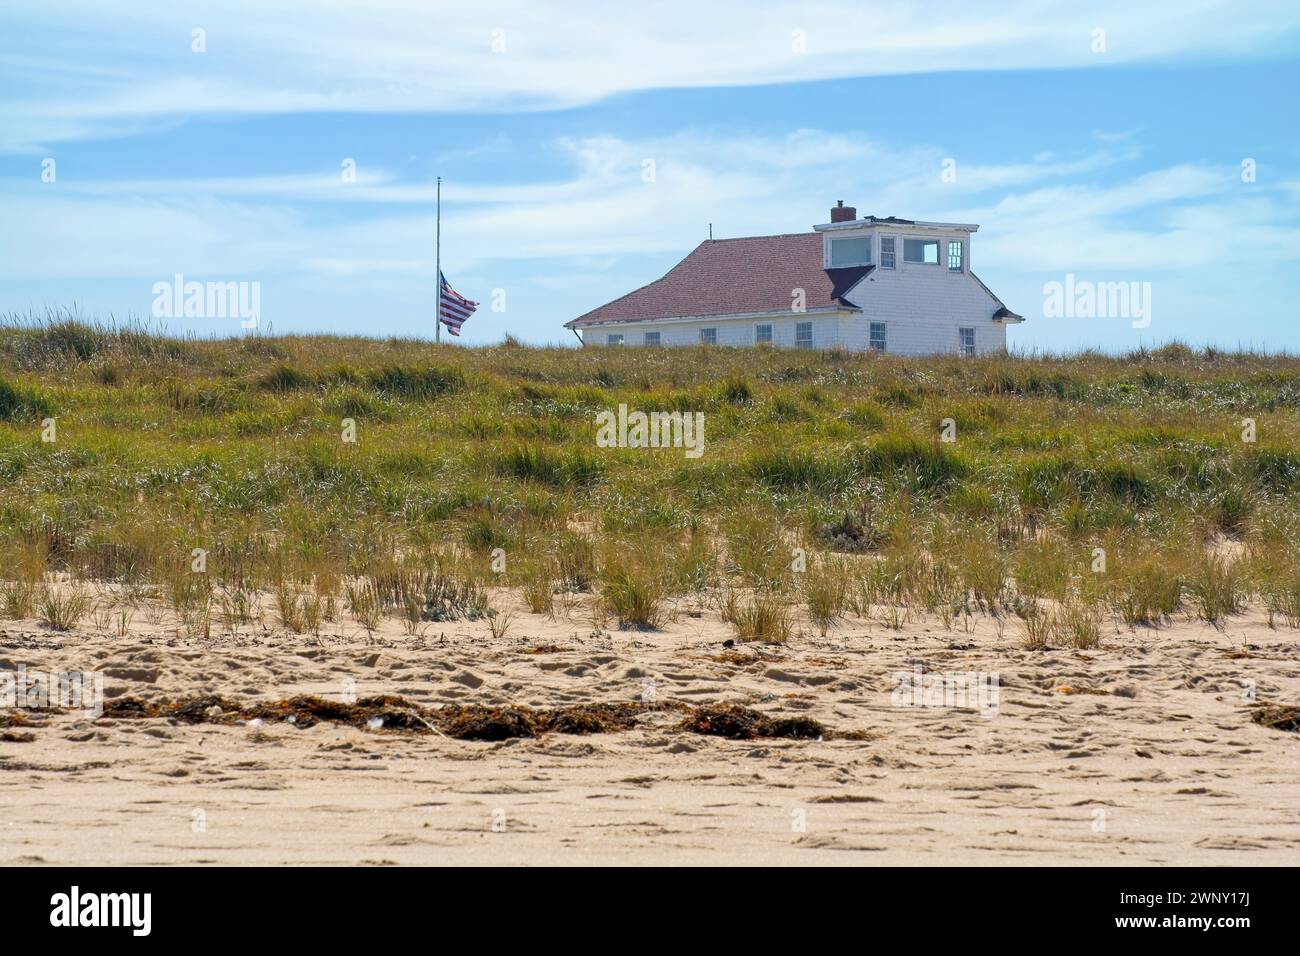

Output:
xmin=435 ymin=176 xmax=442 ymax=344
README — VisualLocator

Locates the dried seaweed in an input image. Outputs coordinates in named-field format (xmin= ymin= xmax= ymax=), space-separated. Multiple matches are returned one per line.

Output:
xmin=1252 ymin=704 xmax=1300 ymax=732
xmin=248 ymin=695 xmax=429 ymax=731
xmin=101 ymin=698 xmax=165 ymax=719
xmin=538 ymin=702 xmax=646 ymax=736
xmin=679 ymin=704 xmax=827 ymax=740
xmin=172 ymin=695 xmax=243 ymax=723
xmin=437 ymin=705 xmax=537 ymax=740
xmin=89 ymin=694 xmax=860 ymax=742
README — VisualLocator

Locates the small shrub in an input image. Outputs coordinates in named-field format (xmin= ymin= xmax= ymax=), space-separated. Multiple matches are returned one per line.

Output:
xmin=955 ymin=535 xmax=1008 ymax=609
xmin=38 ymin=584 xmax=91 ymax=631
xmin=1257 ymin=556 xmax=1300 ymax=628
xmin=275 ymin=584 xmax=308 ymax=633
xmin=725 ymin=512 xmax=787 ymax=588
xmin=1012 ymin=541 xmax=1072 ymax=603
xmin=218 ymin=588 xmax=257 ymax=632
xmin=521 ymin=562 xmax=555 ymax=615
xmin=1190 ymin=554 xmax=1245 ymax=623
xmin=1018 ymin=603 xmax=1055 ymax=649
xmin=0 ymin=378 xmax=52 ymax=421
xmin=746 ymin=447 xmax=849 ymax=491
xmin=722 ymin=590 xmax=792 ymax=644
xmin=497 ymin=445 xmax=602 ymax=487
xmin=1058 ymin=600 xmax=1102 ymax=649
xmin=555 ymin=533 xmax=597 ymax=591
xmin=0 ymin=580 xmax=37 ymax=619
xmin=600 ymin=563 xmax=665 ymax=630
xmin=720 ymin=376 xmax=753 ymax=406
xmin=463 ymin=512 xmax=512 ymax=552
xmin=860 ymin=435 xmax=966 ymax=490
xmin=346 ymin=579 xmax=383 ymax=632
xmin=843 ymin=402 xmax=885 ymax=431
xmin=1251 ymin=448 xmax=1300 ymax=492
xmin=669 ymin=529 xmax=716 ymax=592
xmin=365 ymin=364 xmax=464 ymax=400
xmin=1108 ymin=553 xmax=1183 ymax=625
xmin=258 ymin=362 xmax=308 ymax=392
xmin=803 ymin=561 xmax=849 ymax=636
xmin=488 ymin=609 xmax=515 ymax=639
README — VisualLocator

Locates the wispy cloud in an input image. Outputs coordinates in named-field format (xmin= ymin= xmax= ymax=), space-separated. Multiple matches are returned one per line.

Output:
xmin=3 ymin=0 xmax=1299 ymax=151
xmin=5 ymin=128 xmax=1293 ymax=283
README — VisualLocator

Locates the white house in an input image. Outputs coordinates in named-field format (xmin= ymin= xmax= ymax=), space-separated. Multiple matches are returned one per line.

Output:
xmin=565 ymin=202 xmax=1022 ymax=355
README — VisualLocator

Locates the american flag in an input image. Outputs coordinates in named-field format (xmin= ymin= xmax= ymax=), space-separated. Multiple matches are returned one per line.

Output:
xmin=439 ymin=271 xmax=477 ymax=337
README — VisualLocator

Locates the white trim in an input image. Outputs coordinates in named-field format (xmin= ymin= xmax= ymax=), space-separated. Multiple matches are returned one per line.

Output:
xmin=754 ymin=321 xmax=774 ymax=344
xmin=816 ymin=218 xmax=978 ymax=234
xmin=571 ymin=304 xmax=843 ymax=330
xmin=947 ymin=238 xmax=965 ymax=273
xmin=868 ymin=320 xmax=888 ymax=353
xmin=794 ymin=320 xmax=814 ymax=349
xmin=958 ymin=326 xmax=976 ymax=356
xmin=879 ymin=234 xmax=896 ymax=270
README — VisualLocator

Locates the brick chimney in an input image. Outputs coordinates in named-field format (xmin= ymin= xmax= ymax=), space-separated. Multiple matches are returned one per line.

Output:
xmin=830 ymin=200 xmax=857 ymax=223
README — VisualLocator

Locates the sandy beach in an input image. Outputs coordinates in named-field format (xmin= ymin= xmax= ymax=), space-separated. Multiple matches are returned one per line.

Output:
xmin=2 ymin=595 xmax=1297 ymax=866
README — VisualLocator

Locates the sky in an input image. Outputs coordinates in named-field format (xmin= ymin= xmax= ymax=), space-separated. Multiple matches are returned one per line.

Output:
xmin=1 ymin=0 xmax=1298 ymax=351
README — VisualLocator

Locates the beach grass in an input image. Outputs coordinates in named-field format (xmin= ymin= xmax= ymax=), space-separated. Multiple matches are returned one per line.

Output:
xmin=2 ymin=312 xmax=1298 ymax=641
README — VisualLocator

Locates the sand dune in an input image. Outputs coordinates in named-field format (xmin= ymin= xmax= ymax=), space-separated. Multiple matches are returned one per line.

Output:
xmin=1 ymin=595 xmax=1297 ymax=865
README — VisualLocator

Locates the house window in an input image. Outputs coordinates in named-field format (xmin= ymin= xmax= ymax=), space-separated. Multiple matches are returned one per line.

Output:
xmin=948 ymin=240 xmax=964 ymax=272
xmin=869 ymin=322 xmax=887 ymax=352
xmin=755 ymin=323 xmax=773 ymax=344
xmin=606 ymin=333 xmax=624 ymax=345
xmin=795 ymin=321 xmax=813 ymax=349
xmin=643 ymin=331 xmax=660 ymax=346
xmin=903 ymin=239 xmax=939 ymax=264
xmin=958 ymin=327 xmax=975 ymax=357
xmin=700 ymin=327 xmax=717 ymax=345
xmin=880 ymin=236 xmax=896 ymax=269
xmin=830 ymin=237 xmax=871 ymax=267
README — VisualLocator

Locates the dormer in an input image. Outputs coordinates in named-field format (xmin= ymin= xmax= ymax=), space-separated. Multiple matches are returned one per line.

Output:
xmin=814 ymin=202 xmax=979 ymax=275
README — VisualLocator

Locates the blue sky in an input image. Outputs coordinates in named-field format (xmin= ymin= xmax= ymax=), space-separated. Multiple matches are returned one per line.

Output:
xmin=2 ymin=1 xmax=1299 ymax=351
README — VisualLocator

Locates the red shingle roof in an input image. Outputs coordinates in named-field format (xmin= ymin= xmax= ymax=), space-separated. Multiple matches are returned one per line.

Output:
xmin=565 ymin=233 xmax=868 ymax=328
